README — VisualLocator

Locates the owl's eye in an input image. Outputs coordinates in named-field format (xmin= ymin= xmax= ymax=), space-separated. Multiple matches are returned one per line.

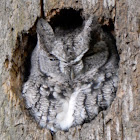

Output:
xmin=83 ymin=48 xmax=94 ymax=58
xmin=50 ymin=58 xmax=57 ymax=61
xmin=84 ymin=51 xmax=94 ymax=57
xmin=49 ymin=54 xmax=57 ymax=61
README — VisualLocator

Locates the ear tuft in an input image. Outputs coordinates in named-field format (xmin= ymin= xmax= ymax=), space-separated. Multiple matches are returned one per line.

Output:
xmin=37 ymin=18 xmax=55 ymax=52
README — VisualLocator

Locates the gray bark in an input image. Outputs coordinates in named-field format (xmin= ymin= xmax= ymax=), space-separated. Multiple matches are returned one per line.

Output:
xmin=0 ymin=0 xmax=140 ymax=139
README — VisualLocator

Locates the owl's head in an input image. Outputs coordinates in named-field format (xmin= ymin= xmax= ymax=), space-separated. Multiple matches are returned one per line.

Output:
xmin=37 ymin=17 xmax=97 ymax=60
xmin=36 ymin=17 xmax=108 ymax=80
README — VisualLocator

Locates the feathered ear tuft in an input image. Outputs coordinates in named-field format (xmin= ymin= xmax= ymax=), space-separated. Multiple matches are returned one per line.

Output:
xmin=37 ymin=18 xmax=55 ymax=52
xmin=74 ymin=17 xmax=98 ymax=61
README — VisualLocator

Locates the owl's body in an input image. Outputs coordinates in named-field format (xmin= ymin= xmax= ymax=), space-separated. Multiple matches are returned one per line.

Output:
xmin=22 ymin=17 xmax=119 ymax=132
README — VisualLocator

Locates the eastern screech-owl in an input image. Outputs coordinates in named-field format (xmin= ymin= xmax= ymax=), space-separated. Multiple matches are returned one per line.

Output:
xmin=22 ymin=17 xmax=119 ymax=132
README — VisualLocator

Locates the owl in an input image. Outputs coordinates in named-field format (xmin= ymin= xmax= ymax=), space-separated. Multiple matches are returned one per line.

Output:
xmin=22 ymin=16 xmax=119 ymax=132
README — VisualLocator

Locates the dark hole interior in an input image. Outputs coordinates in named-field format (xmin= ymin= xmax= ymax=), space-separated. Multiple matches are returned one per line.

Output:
xmin=22 ymin=33 xmax=37 ymax=82
xmin=49 ymin=8 xmax=84 ymax=30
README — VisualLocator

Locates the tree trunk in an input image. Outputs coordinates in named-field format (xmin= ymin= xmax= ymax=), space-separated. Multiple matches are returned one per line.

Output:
xmin=0 ymin=0 xmax=140 ymax=140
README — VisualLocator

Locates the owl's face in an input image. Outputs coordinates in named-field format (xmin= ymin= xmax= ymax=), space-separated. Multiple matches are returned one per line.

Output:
xmin=51 ymin=33 xmax=108 ymax=81
xmin=50 ymin=30 xmax=85 ymax=79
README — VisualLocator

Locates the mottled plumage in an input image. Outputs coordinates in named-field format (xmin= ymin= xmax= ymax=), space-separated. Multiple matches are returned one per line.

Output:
xmin=22 ymin=17 xmax=119 ymax=132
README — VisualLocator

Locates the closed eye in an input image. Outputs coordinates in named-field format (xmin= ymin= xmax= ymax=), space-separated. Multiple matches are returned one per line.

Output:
xmin=50 ymin=58 xmax=57 ymax=61
xmin=84 ymin=52 xmax=94 ymax=57
xmin=49 ymin=54 xmax=58 ymax=61
xmin=83 ymin=49 xmax=95 ymax=58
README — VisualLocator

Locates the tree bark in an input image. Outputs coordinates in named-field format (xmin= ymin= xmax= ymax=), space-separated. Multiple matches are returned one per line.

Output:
xmin=0 ymin=0 xmax=140 ymax=140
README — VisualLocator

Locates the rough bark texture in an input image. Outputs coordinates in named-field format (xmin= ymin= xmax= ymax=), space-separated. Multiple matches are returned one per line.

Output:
xmin=0 ymin=0 xmax=140 ymax=140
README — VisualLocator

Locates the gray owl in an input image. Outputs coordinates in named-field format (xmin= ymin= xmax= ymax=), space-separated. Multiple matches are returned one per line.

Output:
xmin=22 ymin=17 xmax=119 ymax=132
